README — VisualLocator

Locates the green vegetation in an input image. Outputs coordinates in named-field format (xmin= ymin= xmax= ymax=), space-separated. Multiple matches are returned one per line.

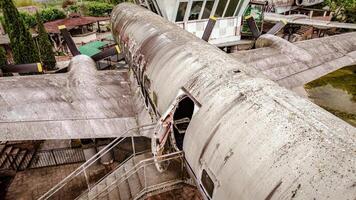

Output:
xmin=305 ymin=65 xmax=356 ymax=102
xmin=36 ymin=12 xmax=56 ymax=70
xmin=85 ymin=2 xmax=113 ymax=17
xmin=19 ymin=11 xmax=36 ymax=28
xmin=323 ymin=0 xmax=356 ymax=23
xmin=67 ymin=4 xmax=80 ymax=13
xmin=1 ymin=7 xmax=66 ymax=29
xmin=0 ymin=47 xmax=7 ymax=67
xmin=0 ymin=0 xmax=39 ymax=64
xmin=39 ymin=7 xmax=66 ymax=22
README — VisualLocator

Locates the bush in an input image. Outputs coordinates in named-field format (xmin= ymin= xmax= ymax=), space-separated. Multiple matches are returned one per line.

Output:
xmin=109 ymin=0 xmax=128 ymax=5
xmin=85 ymin=2 xmax=113 ymax=17
xmin=19 ymin=11 xmax=36 ymax=28
xmin=67 ymin=4 xmax=79 ymax=13
xmin=0 ymin=16 xmax=6 ymax=33
xmin=0 ymin=0 xmax=40 ymax=64
xmin=0 ymin=47 xmax=7 ymax=67
xmin=36 ymin=12 xmax=56 ymax=70
xmin=40 ymin=7 xmax=66 ymax=22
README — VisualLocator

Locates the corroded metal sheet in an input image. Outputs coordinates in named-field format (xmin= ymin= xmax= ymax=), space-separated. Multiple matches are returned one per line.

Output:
xmin=0 ymin=55 xmax=137 ymax=140
xmin=112 ymin=4 xmax=355 ymax=200
xmin=231 ymin=32 xmax=356 ymax=89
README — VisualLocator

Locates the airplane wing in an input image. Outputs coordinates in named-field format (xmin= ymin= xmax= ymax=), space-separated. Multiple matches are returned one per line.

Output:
xmin=230 ymin=32 xmax=356 ymax=89
xmin=0 ymin=55 xmax=138 ymax=141
xmin=264 ymin=12 xmax=356 ymax=30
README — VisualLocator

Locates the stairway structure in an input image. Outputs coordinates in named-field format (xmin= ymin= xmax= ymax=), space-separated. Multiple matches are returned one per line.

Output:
xmin=39 ymin=125 xmax=197 ymax=200
xmin=0 ymin=142 xmax=37 ymax=171
xmin=77 ymin=152 xmax=185 ymax=200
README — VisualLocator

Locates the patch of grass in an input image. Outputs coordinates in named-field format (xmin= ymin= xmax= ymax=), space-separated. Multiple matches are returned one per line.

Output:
xmin=305 ymin=65 xmax=356 ymax=101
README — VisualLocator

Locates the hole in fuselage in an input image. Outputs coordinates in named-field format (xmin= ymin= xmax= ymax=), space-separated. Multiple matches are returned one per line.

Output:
xmin=172 ymin=96 xmax=195 ymax=150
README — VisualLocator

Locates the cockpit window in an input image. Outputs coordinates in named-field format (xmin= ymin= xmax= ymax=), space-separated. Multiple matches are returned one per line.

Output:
xmin=147 ymin=0 xmax=158 ymax=14
xmin=201 ymin=169 xmax=214 ymax=198
xmin=225 ymin=0 xmax=239 ymax=17
xmin=201 ymin=0 xmax=214 ymax=19
xmin=215 ymin=0 xmax=228 ymax=17
xmin=176 ymin=2 xmax=188 ymax=22
xmin=189 ymin=1 xmax=203 ymax=20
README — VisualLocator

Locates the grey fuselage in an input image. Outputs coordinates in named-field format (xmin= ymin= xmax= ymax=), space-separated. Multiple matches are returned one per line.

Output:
xmin=111 ymin=3 xmax=355 ymax=200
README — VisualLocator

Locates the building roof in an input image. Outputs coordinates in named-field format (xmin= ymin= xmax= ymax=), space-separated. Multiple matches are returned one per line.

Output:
xmin=83 ymin=41 xmax=108 ymax=49
xmin=78 ymin=45 xmax=101 ymax=57
xmin=44 ymin=16 xmax=110 ymax=33
xmin=78 ymin=41 xmax=108 ymax=56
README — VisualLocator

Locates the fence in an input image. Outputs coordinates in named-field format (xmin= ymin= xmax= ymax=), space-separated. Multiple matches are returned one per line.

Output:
xmin=3 ymin=147 xmax=86 ymax=171
xmin=29 ymin=148 xmax=86 ymax=168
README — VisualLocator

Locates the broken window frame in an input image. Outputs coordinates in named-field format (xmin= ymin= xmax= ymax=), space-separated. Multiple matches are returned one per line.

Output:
xmin=201 ymin=169 xmax=215 ymax=198
xmin=200 ymin=0 xmax=215 ymax=19
xmin=224 ymin=0 xmax=240 ymax=17
xmin=175 ymin=1 xmax=189 ymax=22
xmin=188 ymin=0 xmax=205 ymax=21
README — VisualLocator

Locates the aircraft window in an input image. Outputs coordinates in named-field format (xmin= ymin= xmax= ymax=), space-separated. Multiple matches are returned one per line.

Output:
xmin=225 ymin=0 xmax=239 ymax=17
xmin=189 ymin=1 xmax=203 ymax=20
xmin=176 ymin=2 xmax=188 ymax=22
xmin=215 ymin=0 xmax=228 ymax=17
xmin=201 ymin=169 xmax=214 ymax=198
xmin=147 ymin=0 xmax=158 ymax=14
xmin=201 ymin=0 xmax=214 ymax=19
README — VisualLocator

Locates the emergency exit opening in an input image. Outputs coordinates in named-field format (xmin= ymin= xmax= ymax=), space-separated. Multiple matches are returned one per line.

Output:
xmin=172 ymin=96 xmax=195 ymax=150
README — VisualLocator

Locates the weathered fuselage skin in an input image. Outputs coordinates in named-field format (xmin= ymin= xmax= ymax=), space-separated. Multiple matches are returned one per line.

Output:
xmin=111 ymin=3 xmax=355 ymax=200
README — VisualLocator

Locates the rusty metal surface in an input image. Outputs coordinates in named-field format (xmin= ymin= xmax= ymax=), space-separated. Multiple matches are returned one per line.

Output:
xmin=44 ymin=16 xmax=109 ymax=34
xmin=111 ymin=3 xmax=355 ymax=200
xmin=231 ymin=33 xmax=356 ymax=89
xmin=0 ymin=55 xmax=136 ymax=140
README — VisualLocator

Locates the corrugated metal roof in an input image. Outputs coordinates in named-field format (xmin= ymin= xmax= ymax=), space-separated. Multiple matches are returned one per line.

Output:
xmin=83 ymin=41 xmax=108 ymax=49
xmin=79 ymin=45 xmax=101 ymax=57
xmin=44 ymin=16 xmax=110 ymax=33
xmin=78 ymin=41 xmax=108 ymax=56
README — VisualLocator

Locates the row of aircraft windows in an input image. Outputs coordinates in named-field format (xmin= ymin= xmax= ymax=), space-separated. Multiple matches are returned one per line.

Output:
xmin=176 ymin=0 xmax=240 ymax=22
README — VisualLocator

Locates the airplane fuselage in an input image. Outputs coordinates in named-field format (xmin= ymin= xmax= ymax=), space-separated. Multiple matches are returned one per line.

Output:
xmin=111 ymin=3 xmax=355 ymax=200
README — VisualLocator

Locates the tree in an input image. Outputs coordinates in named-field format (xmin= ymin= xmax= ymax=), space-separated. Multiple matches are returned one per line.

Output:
xmin=40 ymin=7 xmax=66 ymax=23
xmin=85 ymin=2 xmax=113 ymax=17
xmin=0 ymin=47 xmax=7 ymax=68
xmin=0 ymin=0 xmax=39 ymax=64
xmin=35 ymin=12 xmax=56 ymax=70
xmin=324 ymin=0 xmax=356 ymax=22
xmin=20 ymin=11 xmax=37 ymax=28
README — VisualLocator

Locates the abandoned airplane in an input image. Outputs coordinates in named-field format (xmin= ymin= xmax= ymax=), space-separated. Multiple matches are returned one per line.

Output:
xmin=0 ymin=2 xmax=355 ymax=200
